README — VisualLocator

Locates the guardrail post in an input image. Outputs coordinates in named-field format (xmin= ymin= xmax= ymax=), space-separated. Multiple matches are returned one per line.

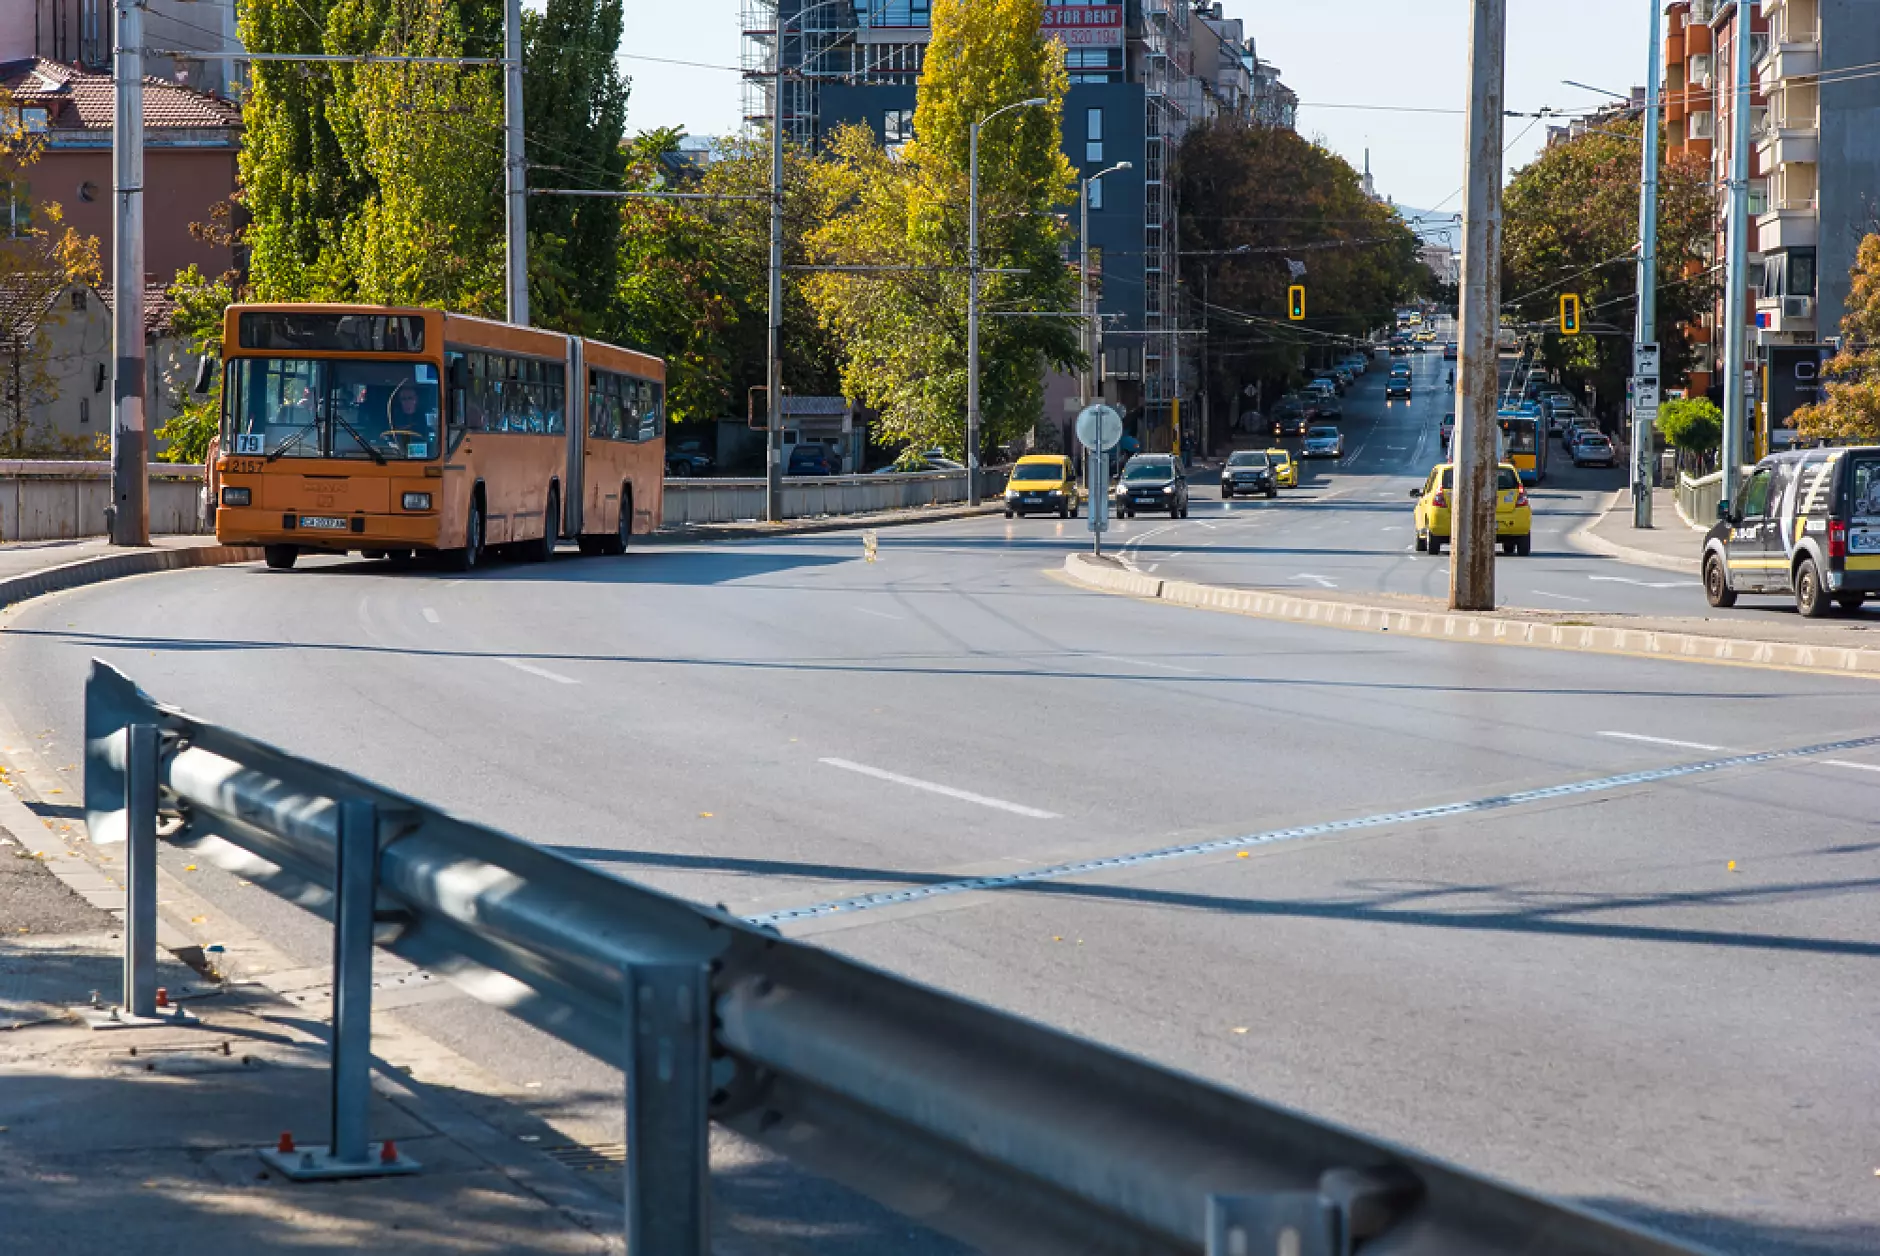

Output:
xmin=1207 ymin=1193 xmax=1339 ymax=1256
xmin=124 ymin=722 xmax=159 ymax=1019
xmin=259 ymin=797 xmax=417 ymax=1180
xmin=624 ymin=961 xmax=711 ymax=1254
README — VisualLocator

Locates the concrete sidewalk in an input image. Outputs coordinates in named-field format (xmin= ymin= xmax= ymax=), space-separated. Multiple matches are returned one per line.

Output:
xmin=1569 ymin=487 xmax=1703 ymax=574
xmin=0 ymin=536 xmax=260 ymax=613
xmin=0 ymin=801 xmax=620 ymax=1255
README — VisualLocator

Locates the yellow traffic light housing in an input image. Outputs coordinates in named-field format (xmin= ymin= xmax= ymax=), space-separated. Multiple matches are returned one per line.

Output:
xmin=1288 ymin=285 xmax=1306 ymax=322
xmin=1559 ymin=292 xmax=1582 ymax=335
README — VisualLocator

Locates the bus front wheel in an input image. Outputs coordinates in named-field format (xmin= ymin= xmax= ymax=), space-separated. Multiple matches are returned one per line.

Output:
xmin=445 ymin=496 xmax=485 ymax=572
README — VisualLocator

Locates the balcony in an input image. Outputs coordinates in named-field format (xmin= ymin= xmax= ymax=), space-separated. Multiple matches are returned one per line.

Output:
xmin=1756 ymin=125 xmax=1818 ymax=168
xmin=1756 ymin=199 xmax=1819 ymax=251
xmin=1755 ymin=294 xmax=1816 ymax=338
xmin=1760 ymin=37 xmax=1820 ymax=81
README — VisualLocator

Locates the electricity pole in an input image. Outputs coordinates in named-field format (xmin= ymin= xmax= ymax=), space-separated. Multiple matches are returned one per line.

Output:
xmin=1451 ymin=0 xmax=1505 ymax=611
xmin=110 ymin=0 xmax=149 ymax=546
xmin=969 ymin=97 xmax=1048 ymax=506
xmin=1631 ymin=0 xmax=1662 ymax=528
xmin=502 ymin=0 xmax=527 ymax=325
xmin=1719 ymin=3 xmax=1752 ymax=516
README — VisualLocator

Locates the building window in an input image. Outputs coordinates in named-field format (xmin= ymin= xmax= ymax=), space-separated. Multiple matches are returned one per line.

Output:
xmin=71 ymin=289 xmax=86 ymax=312
xmin=1088 ymin=178 xmax=1103 ymax=211
xmin=79 ymin=398 xmax=89 ymax=424
xmin=1085 ymin=107 xmax=1103 ymax=163
xmin=883 ymin=109 xmax=913 ymax=145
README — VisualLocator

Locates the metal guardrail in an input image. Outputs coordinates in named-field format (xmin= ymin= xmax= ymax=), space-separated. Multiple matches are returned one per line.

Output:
xmin=83 ymin=660 xmax=1710 ymax=1256
xmin=662 ymin=467 xmax=1009 ymax=526
xmin=1676 ymin=470 xmax=1723 ymax=527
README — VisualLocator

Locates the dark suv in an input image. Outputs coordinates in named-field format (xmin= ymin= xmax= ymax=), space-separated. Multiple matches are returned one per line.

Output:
xmin=1115 ymin=455 xmax=1189 ymax=518
xmin=1220 ymin=449 xmax=1277 ymax=499
xmin=1703 ymin=446 xmax=1880 ymax=617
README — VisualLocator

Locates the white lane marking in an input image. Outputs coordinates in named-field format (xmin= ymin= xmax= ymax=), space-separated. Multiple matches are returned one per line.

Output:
xmin=750 ymin=732 xmax=1880 ymax=926
xmin=1587 ymin=576 xmax=1693 ymax=588
xmin=1293 ymin=573 xmax=1337 ymax=588
xmin=1599 ymin=731 xmax=1727 ymax=751
xmin=1821 ymin=759 xmax=1880 ymax=775
xmin=422 ymin=607 xmax=441 ymax=624
xmin=855 ymin=607 xmax=903 ymax=621
xmin=1529 ymin=590 xmax=1592 ymax=604
xmin=1167 ymin=552 xmax=1187 ymax=561
xmin=819 ymin=758 xmax=1059 ymax=819
xmin=500 ymin=658 xmax=578 ymax=685
xmin=1090 ymin=654 xmax=1205 ymax=675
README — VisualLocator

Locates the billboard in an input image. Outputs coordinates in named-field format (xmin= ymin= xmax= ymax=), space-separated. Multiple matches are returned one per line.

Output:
xmin=1765 ymin=344 xmax=1830 ymax=448
xmin=1042 ymin=3 xmax=1123 ymax=48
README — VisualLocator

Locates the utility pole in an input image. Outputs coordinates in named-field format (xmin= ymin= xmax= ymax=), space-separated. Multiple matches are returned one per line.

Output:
xmin=502 ymin=0 xmax=527 ymax=326
xmin=1079 ymin=163 xmax=1129 ymax=407
xmin=1631 ymin=0 xmax=1662 ymax=528
xmin=1450 ymin=0 xmax=1505 ymax=610
xmin=766 ymin=37 xmax=786 ymax=522
xmin=110 ymin=0 xmax=149 ymax=546
xmin=1719 ymin=2 xmax=1752 ymax=516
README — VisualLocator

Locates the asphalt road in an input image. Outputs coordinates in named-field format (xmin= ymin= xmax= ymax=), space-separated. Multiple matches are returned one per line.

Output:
xmin=2 ymin=460 xmax=1878 ymax=1253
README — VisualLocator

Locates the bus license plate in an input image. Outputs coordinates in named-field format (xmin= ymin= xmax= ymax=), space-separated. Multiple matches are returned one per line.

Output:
xmin=299 ymin=516 xmax=349 ymax=531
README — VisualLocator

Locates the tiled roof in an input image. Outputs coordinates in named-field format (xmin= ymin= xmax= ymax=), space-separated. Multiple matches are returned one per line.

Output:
xmin=0 ymin=275 xmax=75 ymax=348
xmin=98 ymin=282 xmax=183 ymax=337
xmin=782 ymin=396 xmax=854 ymax=416
xmin=0 ymin=58 xmax=241 ymax=132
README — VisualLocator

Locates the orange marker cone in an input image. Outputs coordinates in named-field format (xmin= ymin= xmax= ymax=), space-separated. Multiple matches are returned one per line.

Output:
xmin=277 ymin=1131 xmax=295 ymax=1154
xmin=380 ymin=1140 xmax=398 ymax=1164
xmin=154 ymin=987 xmax=170 ymax=1009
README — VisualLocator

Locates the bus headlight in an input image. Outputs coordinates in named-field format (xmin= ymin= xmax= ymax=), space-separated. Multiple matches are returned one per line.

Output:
xmin=220 ymin=487 xmax=250 ymax=507
xmin=401 ymin=492 xmax=432 ymax=511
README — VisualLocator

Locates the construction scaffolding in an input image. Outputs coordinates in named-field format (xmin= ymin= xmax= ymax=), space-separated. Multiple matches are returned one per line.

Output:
xmin=741 ymin=0 xmax=928 ymax=143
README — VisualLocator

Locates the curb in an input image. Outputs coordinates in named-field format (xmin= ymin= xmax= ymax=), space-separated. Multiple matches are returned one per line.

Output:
xmin=652 ymin=501 xmax=1004 ymax=543
xmin=1061 ymin=553 xmax=1880 ymax=679
xmin=0 ymin=544 xmax=262 ymax=613
xmin=1564 ymin=489 xmax=1700 ymax=575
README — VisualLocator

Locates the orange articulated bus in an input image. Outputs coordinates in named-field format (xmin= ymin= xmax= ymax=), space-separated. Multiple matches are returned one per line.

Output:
xmin=214 ymin=303 xmax=666 ymax=570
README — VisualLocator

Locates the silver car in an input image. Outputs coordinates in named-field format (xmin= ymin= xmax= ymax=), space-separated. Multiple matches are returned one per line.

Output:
xmin=1303 ymin=425 xmax=1344 ymax=459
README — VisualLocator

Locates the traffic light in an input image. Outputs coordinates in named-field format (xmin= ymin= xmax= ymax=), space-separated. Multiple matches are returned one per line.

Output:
xmin=1288 ymin=285 xmax=1306 ymax=322
xmin=1559 ymin=292 xmax=1582 ymax=336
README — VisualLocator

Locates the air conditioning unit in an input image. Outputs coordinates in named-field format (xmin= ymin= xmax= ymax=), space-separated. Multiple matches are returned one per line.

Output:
xmin=1782 ymin=296 xmax=1813 ymax=320
xmin=1749 ymin=106 xmax=1771 ymax=135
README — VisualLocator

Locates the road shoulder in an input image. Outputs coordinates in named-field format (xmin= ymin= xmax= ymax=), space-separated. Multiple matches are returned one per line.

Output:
xmin=1566 ymin=488 xmax=1702 ymax=574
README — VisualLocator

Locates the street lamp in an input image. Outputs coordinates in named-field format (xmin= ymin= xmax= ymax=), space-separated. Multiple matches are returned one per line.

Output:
xmin=765 ymin=0 xmax=852 ymax=522
xmin=1080 ymin=161 xmax=1131 ymax=408
xmin=967 ymin=96 xmax=1049 ymax=505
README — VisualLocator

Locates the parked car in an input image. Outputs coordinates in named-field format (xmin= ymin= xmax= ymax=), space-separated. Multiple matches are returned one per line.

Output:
xmin=1703 ymin=446 xmax=1880 ymax=616
xmin=1303 ymin=424 xmax=1344 ymax=460
xmin=665 ymin=440 xmax=714 ymax=477
xmin=1004 ymin=454 xmax=1083 ymax=518
xmin=786 ymin=444 xmax=841 ymax=476
xmin=1114 ymin=454 xmax=1189 ymax=518
xmin=1571 ymin=432 xmax=1617 ymax=467
xmin=1220 ymin=449 xmax=1278 ymax=499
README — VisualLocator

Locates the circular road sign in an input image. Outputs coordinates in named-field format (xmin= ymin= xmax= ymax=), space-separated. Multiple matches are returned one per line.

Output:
xmin=1075 ymin=403 xmax=1124 ymax=452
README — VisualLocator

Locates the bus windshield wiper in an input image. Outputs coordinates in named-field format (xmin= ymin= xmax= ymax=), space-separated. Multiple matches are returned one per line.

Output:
xmin=330 ymin=413 xmax=387 ymax=465
xmin=264 ymin=418 xmax=319 ymax=462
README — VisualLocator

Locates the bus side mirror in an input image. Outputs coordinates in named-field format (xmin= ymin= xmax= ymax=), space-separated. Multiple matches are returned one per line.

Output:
xmin=192 ymin=355 xmax=217 ymax=394
xmin=448 ymin=357 xmax=469 ymax=392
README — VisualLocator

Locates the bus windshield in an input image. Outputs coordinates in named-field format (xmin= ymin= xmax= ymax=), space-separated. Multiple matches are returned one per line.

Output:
xmin=1497 ymin=418 xmax=1538 ymax=454
xmin=227 ymin=357 xmax=442 ymax=462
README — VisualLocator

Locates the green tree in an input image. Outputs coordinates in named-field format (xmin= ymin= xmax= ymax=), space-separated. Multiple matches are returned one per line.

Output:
xmin=1501 ymin=122 xmax=1713 ymax=411
xmin=1174 ymin=120 xmax=1425 ymax=424
xmin=805 ymin=0 xmax=1080 ymax=457
xmin=153 ymin=266 xmax=239 ymax=463
xmin=1792 ymin=233 xmax=1880 ymax=445
xmin=611 ymin=129 xmax=840 ymax=430
xmin=523 ymin=0 xmax=629 ymax=332
xmin=1654 ymin=396 xmax=1721 ymax=473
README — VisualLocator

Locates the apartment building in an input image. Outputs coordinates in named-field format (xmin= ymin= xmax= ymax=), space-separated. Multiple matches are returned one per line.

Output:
xmin=15 ymin=0 xmax=245 ymax=101
xmin=739 ymin=0 xmax=1292 ymax=444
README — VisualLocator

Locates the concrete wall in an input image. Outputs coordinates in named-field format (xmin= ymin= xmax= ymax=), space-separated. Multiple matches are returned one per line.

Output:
xmin=1819 ymin=0 xmax=1880 ymax=339
xmin=6 ymin=283 xmax=111 ymax=455
xmin=662 ymin=468 xmax=1006 ymax=526
xmin=0 ymin=462 xmax=207 ymax=542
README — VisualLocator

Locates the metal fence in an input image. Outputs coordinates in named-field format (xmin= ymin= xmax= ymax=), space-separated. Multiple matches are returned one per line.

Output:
xmin=1676 ymin=470 xmax=1723 ymax=527
xmin=83 ymin=661 xmax=1707 ymax=1256
xmin=663 ymin=468 xmax=1008 ymax=526
xmin=0 ymin=461 xmax=208 ymax=543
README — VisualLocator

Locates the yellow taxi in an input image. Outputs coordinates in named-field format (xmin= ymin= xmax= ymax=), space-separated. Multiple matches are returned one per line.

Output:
xmin=1265 ymin=447 xmax=1298 ymax=488
xmin=1411 ymin=462 xmax=1531 ymax=556
xmin=1004 ymin=454 xmax=1085 ymax=519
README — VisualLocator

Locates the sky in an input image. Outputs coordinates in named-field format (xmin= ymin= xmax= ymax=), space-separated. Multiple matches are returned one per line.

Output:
xmin=615 ymin=0 xmax=1656 ymax=234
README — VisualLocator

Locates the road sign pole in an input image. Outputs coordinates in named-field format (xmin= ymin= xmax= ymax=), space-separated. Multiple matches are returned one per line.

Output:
xmin=1631 ymin=0 xmax=1662 ymax=528
xmin=1077 ymin=403 xmax=1121 ymax=557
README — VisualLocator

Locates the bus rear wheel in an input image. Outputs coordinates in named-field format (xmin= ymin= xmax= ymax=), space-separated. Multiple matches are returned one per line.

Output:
xmin=263 ymin=545 xmax=298 ymax=571
xmin=600 ymin=488 xmax=632 ymax=555
xmin=525 ymin=488 xmax=558 ymax=563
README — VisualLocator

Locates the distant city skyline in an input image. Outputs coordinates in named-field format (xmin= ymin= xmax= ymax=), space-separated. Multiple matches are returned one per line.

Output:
xmin=616 ymin=1 xmax=1654 ymax=211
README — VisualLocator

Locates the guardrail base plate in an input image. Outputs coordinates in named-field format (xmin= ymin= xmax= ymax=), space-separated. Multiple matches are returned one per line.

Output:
xmin=259 ymin=1143 xmax=421 ymax=1180
xmin=81 ymin=1005 xmax=200 ymax=1031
